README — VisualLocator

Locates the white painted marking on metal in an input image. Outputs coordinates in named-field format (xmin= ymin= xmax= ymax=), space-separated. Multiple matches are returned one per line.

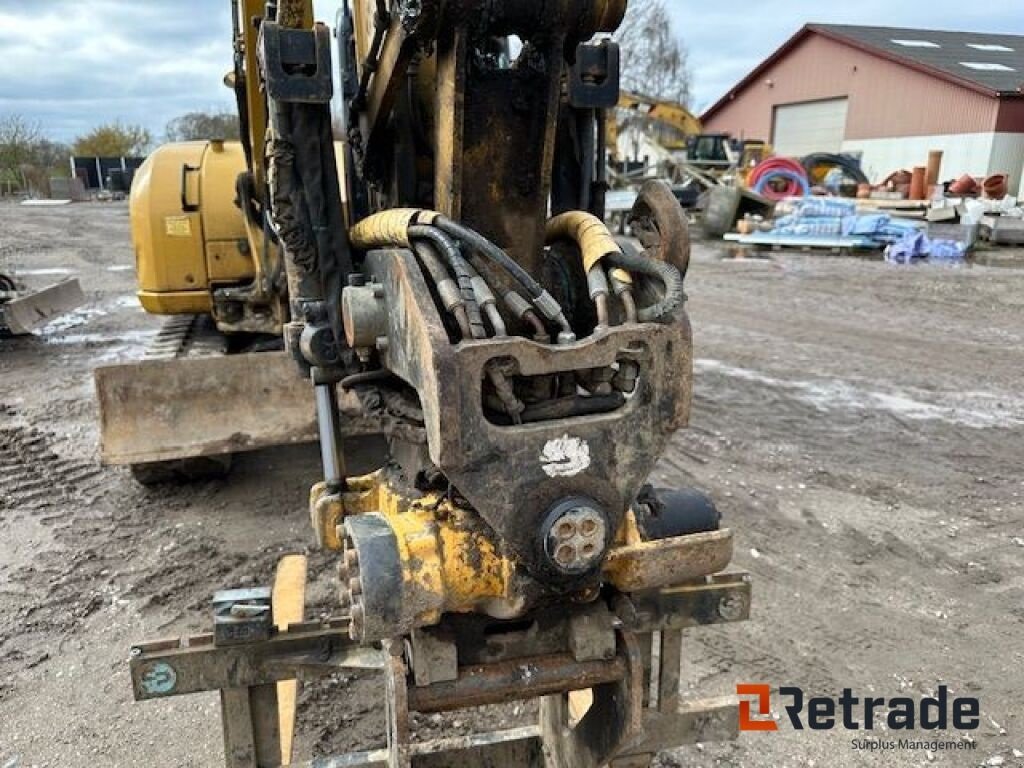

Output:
xmin=540 ymin=435 xmax=591 ymax=478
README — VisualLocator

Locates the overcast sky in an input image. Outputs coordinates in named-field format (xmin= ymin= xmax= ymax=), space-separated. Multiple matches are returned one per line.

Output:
xmin=1 ymin=1 xmax=1022 ymax=143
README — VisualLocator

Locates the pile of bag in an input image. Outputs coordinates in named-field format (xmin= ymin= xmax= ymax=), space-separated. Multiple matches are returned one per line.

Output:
xmin=770 ymin=198 xmax=919 ymax=244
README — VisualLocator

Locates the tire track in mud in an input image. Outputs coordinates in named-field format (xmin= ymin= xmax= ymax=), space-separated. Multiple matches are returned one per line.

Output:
xmin=0 ymin=423 xmax=110 ymax=514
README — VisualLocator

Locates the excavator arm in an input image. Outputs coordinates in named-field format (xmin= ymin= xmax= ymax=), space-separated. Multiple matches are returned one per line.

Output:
xmin=125 ymin=3 xmax=753 ymax=766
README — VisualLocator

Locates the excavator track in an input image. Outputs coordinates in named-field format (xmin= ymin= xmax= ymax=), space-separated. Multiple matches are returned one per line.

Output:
xmin=143 ymin=314 xmax=229 ymax=361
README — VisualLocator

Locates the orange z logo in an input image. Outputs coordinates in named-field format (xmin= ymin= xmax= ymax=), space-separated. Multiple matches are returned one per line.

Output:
xmin=737 ymin=684 xmax=778 ymax=731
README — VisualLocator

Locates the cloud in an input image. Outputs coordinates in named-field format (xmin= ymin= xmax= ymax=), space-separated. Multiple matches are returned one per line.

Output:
xmin=0 ymin=1 xmax=1021 ymax=142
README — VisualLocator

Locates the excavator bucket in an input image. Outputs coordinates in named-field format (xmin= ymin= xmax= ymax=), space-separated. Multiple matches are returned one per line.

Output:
xmin=1 ymin=279 xmax=85 ymax=335
xmin=95 ymin=351 xmax=345 ymax=467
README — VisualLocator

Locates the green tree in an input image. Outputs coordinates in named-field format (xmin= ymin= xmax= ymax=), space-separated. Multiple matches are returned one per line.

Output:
xmin=165 ymin=110 xmax=240 ymax=142
xmin=73 ymin=121 xmax=152 ymax=157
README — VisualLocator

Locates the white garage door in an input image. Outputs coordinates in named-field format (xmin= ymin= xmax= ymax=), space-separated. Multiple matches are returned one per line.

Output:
xmin=772 ymin=98 xmax=849 ymax=156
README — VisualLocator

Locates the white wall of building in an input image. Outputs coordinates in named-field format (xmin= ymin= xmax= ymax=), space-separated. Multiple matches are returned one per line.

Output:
xmin=989 ymin=133 xmax=1024 ymax=198
xmin=841 ymin=132 xmax=1024 ymax=195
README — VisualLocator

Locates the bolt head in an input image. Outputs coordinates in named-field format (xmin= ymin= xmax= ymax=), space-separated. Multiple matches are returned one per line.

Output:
xmin=717 ymin=594 xmax=747 ymax=622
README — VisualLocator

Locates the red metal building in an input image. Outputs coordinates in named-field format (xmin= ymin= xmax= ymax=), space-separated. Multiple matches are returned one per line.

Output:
xmin=702 ymin=24 xmax=1024 ymax=193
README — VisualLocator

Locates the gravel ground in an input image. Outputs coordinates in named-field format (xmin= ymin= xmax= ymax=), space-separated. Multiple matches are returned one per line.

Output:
xmin=1 ymin=201 xmax=1022 ymax=767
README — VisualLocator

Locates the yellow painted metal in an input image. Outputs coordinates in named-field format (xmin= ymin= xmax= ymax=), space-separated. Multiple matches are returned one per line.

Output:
xmin=137 ymin=290 xmax=212 ymax=315
xmin=206 ymin=241 xmax=253 ymax=282
xmin=131 ymin=143 xmax=209 ymax=299
xmin=351 ymin=0 xmax=376 ymax=84
xmin=272 ymin=554 xmax=307 ymax=766
xmin=238 ymin=0 xmax=267 ymax=189
xmin=313 ymin=472 xmax=516 ymax=622
xmin=616 ymin=90 xmax=704 ymax=146
xmin=198 ymin=141 xmax=248 ymax=242
xmin=602 ymin=529 xmax=735 ymax=593
xmin=313 ymin=473 xmax=735 ymax=625
xmin=130 ymin=140 xmax=254 ymax=315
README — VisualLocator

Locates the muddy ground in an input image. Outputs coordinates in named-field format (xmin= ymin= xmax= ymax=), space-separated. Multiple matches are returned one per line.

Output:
xmin=1 ymin=201 xmax=1022 ymax=768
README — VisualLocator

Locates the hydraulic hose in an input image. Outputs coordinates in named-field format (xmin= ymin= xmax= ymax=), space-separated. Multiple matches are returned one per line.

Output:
xmin=432 ymin=216 xmax=573 ymax=339
xmin=408 ymin=225 xmax=486 ymax=340
xmin=350 ymin=209 xmax=573 ymax=340
xmin=546 ymin=212 xmax=620 ymax=273
xmin=605 ymin=241 xmax=685 ymax=324
xmin=545 ymin=211 xmax=621 ymax=328
xmin=411 ymin=240 xmax=474 ymax=340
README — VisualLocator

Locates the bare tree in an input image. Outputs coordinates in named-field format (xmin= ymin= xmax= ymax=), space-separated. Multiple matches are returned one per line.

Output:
xmin=22 ymin=139 xmax=72 ymax=198
xmin=0 ymin=115 xmax=42 ymax=194
xmin=166 ymin=110 xmax=240 ymax=142
xmin=614 ymin=0 xmax=692 ymax=107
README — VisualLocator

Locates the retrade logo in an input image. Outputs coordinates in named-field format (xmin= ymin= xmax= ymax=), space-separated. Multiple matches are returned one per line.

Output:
xmin=737 ymin=684 xmax=980 ymax=733
xmin=737 ymin=684 xmax=778 ymax=731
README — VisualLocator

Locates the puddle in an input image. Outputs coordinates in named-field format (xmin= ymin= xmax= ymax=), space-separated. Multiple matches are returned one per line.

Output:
xmin=106 ymin=265 xmax=134 ymax=273
xmin=37 ymin=294 xmax=141 ymax=334
xmin=718 ymin=252 xmax=774 ymax=262
xmin=13 ymin=267 xmax=77 ymax=277
xmin=968 ymin=252 xmax=1024 ymax=270
xmin=696 ymin=358 xmax=1024 ymax=429
xmin=39 ymin=305 xmax=108 ymax=333
xmin=45 ymin=328 xmax=155 ymax=362
xmin=109 ymin=295 xmax=142 ymax=310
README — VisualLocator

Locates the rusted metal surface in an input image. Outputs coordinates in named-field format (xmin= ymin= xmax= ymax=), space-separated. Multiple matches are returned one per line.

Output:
xmin=130 ymin=573 xmax=748 ymax=767
xmin=129 ymin=619 xmax=375 ymax=701
xmin=628 ymin=181 xmax=691 ymax=277
xmin=614 ymin=573 xmax=753 ymax=633
xmin=95 ymin=351 xmax=378 ymax=465
xmin=603 ymin=529 xmax=734 ymax=593
xmin=440 ymin=32 xmax=565 ymax=275
xmin=1 ymin=278 xmax=84 ymax=335
xmin=540 ymin=632 xmax=645 ymax=768
xmin=362 ymin=247 xmax=692 ymax=582
xmin=407 ymin=653 xmax=627 ymax=714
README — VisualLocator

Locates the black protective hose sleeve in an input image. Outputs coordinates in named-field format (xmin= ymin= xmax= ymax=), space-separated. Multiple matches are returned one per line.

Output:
xmin=410 ymin=240 xmax=451 ymax=287
xmin=432 ymin=216 xmax=572 ymax=335
xmin=605 ymin=245 xmax=685 ymax=324
xmin=409 ymin=225 xmax=486 ymax=339
xmin=432 ymin=216 xmax=545 ymax=301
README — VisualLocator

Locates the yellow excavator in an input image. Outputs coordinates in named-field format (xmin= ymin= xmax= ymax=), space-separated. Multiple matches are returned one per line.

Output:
xmin=119 ymin=1 xmax=752 ymax=766
xmin=609 ymin=90 xmax=769 ymax=177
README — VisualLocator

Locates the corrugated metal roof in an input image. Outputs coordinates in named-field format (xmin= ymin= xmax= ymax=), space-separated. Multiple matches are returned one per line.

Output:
xmin=812 ymin=24 xmax=1024 ymax=95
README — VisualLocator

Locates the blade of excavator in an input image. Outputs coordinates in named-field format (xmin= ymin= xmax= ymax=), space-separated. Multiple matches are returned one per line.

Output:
xmin=95 ymin=350 xmax=360 ymax=466
xmin=2 ymin=279 xmax=85 ymax=335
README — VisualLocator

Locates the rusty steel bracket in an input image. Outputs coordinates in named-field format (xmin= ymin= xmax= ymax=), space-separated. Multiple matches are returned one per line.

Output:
xmin=360 ymin=248 xmax=692 ymax=581
xmin=614 ymin=572 xmax=753 ymax=633
xmin=129 ymin=569 xmax=748 ymax=768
